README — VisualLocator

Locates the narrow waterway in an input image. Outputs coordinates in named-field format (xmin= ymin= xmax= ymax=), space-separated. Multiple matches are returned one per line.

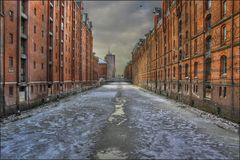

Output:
xmin=1 ymin=82 xmax=239 ymax=159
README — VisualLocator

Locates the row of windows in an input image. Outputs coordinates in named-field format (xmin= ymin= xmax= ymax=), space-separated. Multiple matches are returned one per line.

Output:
xmin=8 ymin=84 xmax=46 ymax=96
xmin=193 ymin=84 xmax=198 ymax=93
xmin=8 ymin=57 xmax=13 ymax=72
xmin=173 ymin=0 xmax=227 ymax=35
xmin=32 ymin=42 xmax=44 ymax=53
xmin=8 ymin=28 xmax=45 ymax=44
xmin=159 ymin=54 xmax=227 ymax=80
xmin=33 ymin=61 xmax=44 ymax=70
xmin=34 ymin=26 xmax=45 ymax=38
xmin=172 ymin=83 xmax=190 ymax=94
xmin=31 ymin=84 xmax=46 ymax=94
xmin=206 ymin=0 xmax=227 ymax=17
xmin=219 ymin=86 xmax=227 ymax=97
xmin=8 ymin=8 xmax=45 ymax=21
xmin=7 ymin=84 xmax=228 ymax=99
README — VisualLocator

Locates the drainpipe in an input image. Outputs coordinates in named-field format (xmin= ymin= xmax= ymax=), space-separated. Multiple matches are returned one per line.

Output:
xmin=231 ymin=0 xmax=234 ymax=118
xmin=189 ymin=1 xmax=192 ymax=105
xmin=1 ymin=2 xmax=6 ymax=116
xmin=26 ymin=1 xmax=30 ymax=108
xmin=47 ymin=0 xmax=50 ymax=96
xmin=146 ymin=42 xmax=148 ymax=88
xmin=156 ymin=36 xmax=158 ymax=93
xmin=59 ymin=1 xmax=62 ymax=95
xmin=16 ymin=1 xmax=20 ymax=111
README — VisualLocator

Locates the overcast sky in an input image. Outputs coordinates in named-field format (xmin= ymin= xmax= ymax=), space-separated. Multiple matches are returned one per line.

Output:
xmin=84 ymin=1 xmax=161 ymax=75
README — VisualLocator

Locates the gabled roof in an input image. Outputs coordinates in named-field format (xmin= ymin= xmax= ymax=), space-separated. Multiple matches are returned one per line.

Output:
xmin=98 ymin=58 xmax=107 ymax=64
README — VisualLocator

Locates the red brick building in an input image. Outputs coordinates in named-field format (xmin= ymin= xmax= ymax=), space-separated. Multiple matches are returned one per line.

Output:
xmin=0 ymin=0 xmax=49 ymax=113
xmin=131 ymin=0 xmax=240 ymax=122
xmin=81 ymin=12 xmax=93 ymax=85
xmin=0 ymin=0 xmax=95 ymax=116
xmin=93 ymin=53 xmax=99 ymax=81
xmin=98 ymin=58 xmax=107 ymax=80
xmin=0 ymin=0 xmax=4 ymax=115
xmin=87 ymin=21 xmax=93 ymax=82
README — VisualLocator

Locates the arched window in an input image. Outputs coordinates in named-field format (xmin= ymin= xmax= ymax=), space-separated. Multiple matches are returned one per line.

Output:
xmin=220 ymin=55 xmax=227 ymax=75
xmin=205 ymin=15 xmax=211 ymax=31
xmin=185 ymin=3 xmax=188 ymax=25
xmin=185 ymin=43 xmax=189 ymax=57
xmin=179 ymin=50 xmax=182 ymax=60
xmin=179 ymin=35 xmax=182 ymax=47
xmin=222 ymin=0 xmax=227 ymax=17
xmin=194 ymin=39 xmax=197 ymax=53
xmin=173 ymin=67 xmax=176 ymax=77
xmin=205 ymin=58 xmax=211 ymax=81
xmin=194 ymin=4 xmax=197 ymax=34
xmin=173 ymin=14 xmax=175 ymax=34
xmin=179 ymin=20 xmax=182 ymax=33
xmin=205 ymin=36 xmax=212 ymax=54
xmin=222 ymin=26 xmax=227 ymax=43
xmin=185 ymin=63 xmax=189 ymax=77
xmin=179 ymin=65 xmax=182 ymax=80
xmin=168 ymin=68 xmax=170 ymax=78
xmin=194 ymin=62 xmax=198 ymax=78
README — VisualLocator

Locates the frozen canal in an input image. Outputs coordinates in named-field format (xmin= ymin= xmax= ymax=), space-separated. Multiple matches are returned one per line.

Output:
xmin=1 ymin=82 xmax=239 ymax=159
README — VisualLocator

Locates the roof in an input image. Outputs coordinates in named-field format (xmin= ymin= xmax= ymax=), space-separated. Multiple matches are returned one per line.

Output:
xmin=98 ymin=58 xmax=107 ymax=64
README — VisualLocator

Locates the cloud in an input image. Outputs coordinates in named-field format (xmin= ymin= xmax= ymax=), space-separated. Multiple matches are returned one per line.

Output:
xmin=84 ymin=1 xmax=161 ymax=75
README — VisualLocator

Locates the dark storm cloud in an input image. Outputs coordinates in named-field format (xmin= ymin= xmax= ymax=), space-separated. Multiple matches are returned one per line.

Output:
xmin=84 ymin=1 xmax=161 ymax=75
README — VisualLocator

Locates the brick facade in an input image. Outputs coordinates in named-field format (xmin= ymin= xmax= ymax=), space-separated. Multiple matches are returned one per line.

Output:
xmin=0 ymin=0 xmax=96 ymax=116
xmin=93 ymin=53 xmax=99 ymax=81
xmin=98 ymin=58 xmax=107 ymax=80
xmin=131 ymin=0 xmax=240 ymax=122
xmin=0 ymin=0 xmax=4 ymax=115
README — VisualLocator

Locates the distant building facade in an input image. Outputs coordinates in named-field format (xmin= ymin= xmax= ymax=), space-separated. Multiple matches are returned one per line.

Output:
xmin=98 ymin=58 xmax=107 ymax=80
xmin=131 ymin=0 xmax=240 ymax=122
xmin=92 ymin=53 xmax=99 ymax=81
xmin=105 ymin=51 xmax=115 ymax=80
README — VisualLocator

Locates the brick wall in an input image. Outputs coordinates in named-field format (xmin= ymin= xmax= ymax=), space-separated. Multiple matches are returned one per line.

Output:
xmin=131 ymin=0 xmax=240 ymax=122
xmin=1 ymin=0 xmax=95 ymax=116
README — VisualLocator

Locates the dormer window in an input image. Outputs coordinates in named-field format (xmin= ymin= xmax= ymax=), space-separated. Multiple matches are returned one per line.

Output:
xmin=205 ymin=36 xmax=211 ymax=52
